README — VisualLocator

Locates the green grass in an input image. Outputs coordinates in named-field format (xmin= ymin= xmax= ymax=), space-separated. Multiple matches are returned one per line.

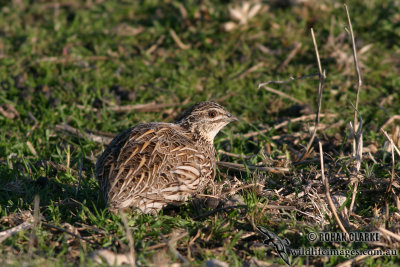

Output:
xmin=1 ymin=0 xmax=399 ymax=266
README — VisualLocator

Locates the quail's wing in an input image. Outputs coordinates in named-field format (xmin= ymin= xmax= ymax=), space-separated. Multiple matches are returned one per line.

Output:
xmin=95 ymin=126 xmax=133 ymax=196
xmin=98 ymin=123 xmax=205 ymax=205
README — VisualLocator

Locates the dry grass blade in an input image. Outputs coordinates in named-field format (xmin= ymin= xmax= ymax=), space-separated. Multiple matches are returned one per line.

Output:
xmin=92 ymin=250 xmax=133 ymax=265
xmin=217 ymin=161 xmax=289 ymax=174
xmin=119 ymin=211 xmax=135 ymax=267
xmin=378 ymin=227 xmax=400 ymax=242
xmin=319 ymin=142 xmax=349 ymax=238
xmin=255 ymin=203 xmax=296 ymax=210
xmin=76 ymin=102 xmax=178 ymax=113
xmin=381 ymin=115 xmax=400 ymax=130
xmin=258 ymin=73 xmax=319 ymax=87
xmin=41 ymin=222 xmax=97 ymax=245
xmin=0 ymin=104 xmax=20 ymax=119
xmin=381 ymin=128 xmax=400 ymax=157
xmin=235 ymin=113 xmax=337 ymax=139
xmin=383 ymin=142 xmax=396 ymax=220
xmin=109 ymin=102 xmax=179 ymax=113
xmin=26 ymin=111 xmax=39 ymax=137
xmin=35 ymin=56 xmax=109 ymax=64
xmin=56 ymin=123 xmax=113 ymax=144
xmin=345 ymin=4 xmax=363 ymax=134
xmin=260 ymin=86 xmax=304 ymax=105
xmin=348 ymin=106 xmax=363 ymax=214
xmin=345 ymin=4 xmax=364 ymax=172
xmin=159 ymin=232 xmax=189 ymax=265
xmin=47 ymin=160 xmax=87 ymax=178
xmin=26 ymin=141 xmax=37 ymax=156
xmin=348 ymin=181 xmax=358 ymax=215
xmin=28 ymin=195 xmax=40 ymax=258
xmin=349 ymin=104 xmax=363 ymax=172
xmin=169 ymin=29 xmax=190 ymax=50
xmin=146 ymin=231 xmax=188 ymax=250
xmin=0 ymin=212 xmax=33 ymax=243
xmin=343 ymin=5 xmax=366 ymax=219
xmin=194 ymin=205 xmax=248 ymax=220
xmin=234 ymin=62 xmax=265 ymax=80
xmin=277 ymin=42 xmax=302 ymax=71
xmin=0 ymin=222 xmax=32 ymax=243
xmin=217 ymin=150 xmax=255 ymax=159
xmin=387 ymin=144 xmax=395 ymax=195
xmin=298 ymin=28 xmax=326 ymax=161
xmin=146 ymin=35 xmax=166 ymax=55
xmin=335 ymin=248 xmax=384 ymax=267
xmin=226 ymin=182 xmax=263 ymax=194
xmin=75 ymin=153 xmax=84 ymax=197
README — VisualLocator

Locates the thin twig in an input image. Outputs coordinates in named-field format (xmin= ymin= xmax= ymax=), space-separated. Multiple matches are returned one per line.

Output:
xmin=119 ymin=211 xmax=135 ymax=267
xmin=298 ymin=28 xmax=326 ymax=161
xmin=319 ymin=142 xmax=349 ymax=238
xmin=217 ymin=161 xmax=289 ymax=174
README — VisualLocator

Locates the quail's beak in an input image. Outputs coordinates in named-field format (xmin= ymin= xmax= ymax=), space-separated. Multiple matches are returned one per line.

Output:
xmin=226 ymin=113 xmax=239 ymax=122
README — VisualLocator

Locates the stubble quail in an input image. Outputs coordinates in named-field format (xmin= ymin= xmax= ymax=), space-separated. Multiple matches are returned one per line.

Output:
xmin=95 ymin=101 xmax=237 ymax=214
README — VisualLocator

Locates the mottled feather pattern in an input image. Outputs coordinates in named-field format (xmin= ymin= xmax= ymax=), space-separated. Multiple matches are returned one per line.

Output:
xmin=95 ymin=102 xmax=236 ymax=214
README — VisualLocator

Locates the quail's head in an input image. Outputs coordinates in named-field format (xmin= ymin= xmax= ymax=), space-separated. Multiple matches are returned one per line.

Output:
xmin=176 ymin=101 xmax=238 ymax=142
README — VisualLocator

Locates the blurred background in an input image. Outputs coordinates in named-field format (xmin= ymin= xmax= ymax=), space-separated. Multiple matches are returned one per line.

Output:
xmin=0 ymin=0 xmax=399 ymax=266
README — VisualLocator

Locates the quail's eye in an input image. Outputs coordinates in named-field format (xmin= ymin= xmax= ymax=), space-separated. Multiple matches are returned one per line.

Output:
xmin=208 ymin=111 xmax=216 ymax=118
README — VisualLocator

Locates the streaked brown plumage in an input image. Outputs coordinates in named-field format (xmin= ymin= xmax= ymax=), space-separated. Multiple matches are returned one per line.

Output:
xmin=95 ymin=101 xmax=237 ymax=213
